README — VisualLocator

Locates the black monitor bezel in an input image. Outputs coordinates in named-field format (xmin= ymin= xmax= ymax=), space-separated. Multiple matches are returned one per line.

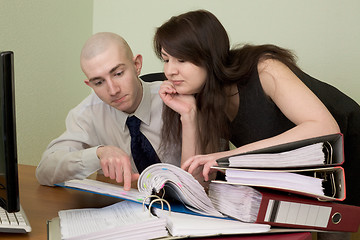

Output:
xmin=0 ymin=51 xmax=20 ymax=213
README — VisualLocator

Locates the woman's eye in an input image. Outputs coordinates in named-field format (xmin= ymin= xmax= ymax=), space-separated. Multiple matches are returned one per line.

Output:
xmin=178 ymin=59 xmax=185 ymax=63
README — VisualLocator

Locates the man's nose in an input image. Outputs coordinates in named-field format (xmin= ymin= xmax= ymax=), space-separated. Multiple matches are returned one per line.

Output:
xmin=107 ymin=78 xmax=120 ymax=95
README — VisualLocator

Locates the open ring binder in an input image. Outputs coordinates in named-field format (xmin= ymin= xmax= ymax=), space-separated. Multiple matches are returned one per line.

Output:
xmin=142 ymin=194 xmax=172 ymax=216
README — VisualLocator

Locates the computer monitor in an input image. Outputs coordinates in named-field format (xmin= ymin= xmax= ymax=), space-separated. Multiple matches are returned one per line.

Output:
xmin=0 ymin=51 xmax=20 ymax=213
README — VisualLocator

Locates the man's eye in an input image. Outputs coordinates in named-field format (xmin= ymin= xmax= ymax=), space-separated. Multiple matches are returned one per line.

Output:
xmin=115 ymin=71 xmax=123 ymax=77
xmin=94 ymin=80 xmax=104 ymax=86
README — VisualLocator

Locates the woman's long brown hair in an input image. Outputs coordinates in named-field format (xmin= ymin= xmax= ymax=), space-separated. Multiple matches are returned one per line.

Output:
xmin=154 ymin=10 xmax=300 ymax=155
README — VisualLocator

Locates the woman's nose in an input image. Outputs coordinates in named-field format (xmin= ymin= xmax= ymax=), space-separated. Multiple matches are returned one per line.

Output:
xmin=164 ymin=61 xmax=179 ymax=77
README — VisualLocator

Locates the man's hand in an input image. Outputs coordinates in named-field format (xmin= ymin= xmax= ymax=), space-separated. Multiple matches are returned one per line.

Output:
xmin=97 ymin=146 xmax=139 ymax=191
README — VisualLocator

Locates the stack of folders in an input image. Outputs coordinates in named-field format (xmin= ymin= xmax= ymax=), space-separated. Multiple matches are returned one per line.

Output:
xmin=210 ymin=133 xmax=360 ymax=232
xmin=57 ymin=201 xmax=168 ymax=240
xmin=56 ymin=163 xmax=272 ymax=239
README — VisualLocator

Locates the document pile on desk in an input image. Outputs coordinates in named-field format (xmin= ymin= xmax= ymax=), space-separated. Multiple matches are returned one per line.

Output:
xmin=209 ymin=133 xmax=360 ymax=232
xmin=208 ymin=182 xmax=360 ymax=232
xmin=58 ymin=201 xmax=168 ymax=240
xmin=56 ymin=200 xmax=271 ymax=240
xmin=51 ymin=133 xmax=360 ymax=239
xmin=153 ymin=208 xmax=270 ymax=237
xmin=53 ymin=163 xmax=272 ymax=239
xmin=214 ymin=133 xmax=346 ymax=201
xmin=220 ymin=142 xmax=326 ymax=168
xmin=60 ymin=163 xmax=224 ymax=217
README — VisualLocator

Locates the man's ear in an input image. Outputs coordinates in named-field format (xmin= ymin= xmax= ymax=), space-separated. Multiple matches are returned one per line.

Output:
xmin=84 ymin=79 xmax=91 ymax=86
xmin=133 ymin=54 xmax=143 ymax=76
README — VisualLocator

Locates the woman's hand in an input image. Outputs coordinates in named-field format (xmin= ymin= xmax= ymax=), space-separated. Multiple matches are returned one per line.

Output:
xmin=159 ymin=80 xmax=196 ymax=116
xmin=182 ymin=152 xmax=224 ymax=181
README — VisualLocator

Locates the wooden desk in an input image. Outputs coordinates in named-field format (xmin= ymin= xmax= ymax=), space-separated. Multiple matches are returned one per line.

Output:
xmin=2 ymin=164 xmax=120 ymax=240
xmin=0 ymin=165 xmax=314 ymax=240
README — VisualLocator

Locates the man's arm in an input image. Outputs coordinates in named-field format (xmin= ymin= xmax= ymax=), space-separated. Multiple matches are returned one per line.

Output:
xmin=36 ymin=98 xmax=104 ymax=186
xmin=36 ymin=95 xmax=139 ymax=188
xmin=36 ymin=141 xmax=101 ymax=186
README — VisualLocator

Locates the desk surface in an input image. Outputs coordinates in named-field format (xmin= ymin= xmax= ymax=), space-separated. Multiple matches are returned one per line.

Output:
xmin=3 ymin=164 xmax=120 ymax=240
xmin=3 ymin=165 xmax=314 ymax=240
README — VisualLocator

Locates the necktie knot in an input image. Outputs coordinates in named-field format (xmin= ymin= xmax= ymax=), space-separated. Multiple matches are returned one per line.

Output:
xmin=126 ymin=116 xmax=141 ymax=137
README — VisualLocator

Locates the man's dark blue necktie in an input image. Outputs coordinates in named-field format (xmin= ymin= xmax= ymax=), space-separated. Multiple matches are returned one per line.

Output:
xmin=126 ymin=115 xmax=160 ymax=173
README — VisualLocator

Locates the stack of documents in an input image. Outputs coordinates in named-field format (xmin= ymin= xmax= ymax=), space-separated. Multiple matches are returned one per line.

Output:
xmin=60 ymin=163 xmax=223 ymax=218
xmin=221 ymin=168 xmax=325 ymax=197
xmin=208 ymin=183 xmax=263 ymax=223
xmin=217 ymin=133 xmax=344 ymax=168
xmin=205 ymin=133 xmax=360 ymax=232
xmin=60 ymin=178 xmax=149 ymax=203
xmin=213 ymin=133 xmax=346 ymax=201
xmin=208 ymin=183 xmax=360 ymax=232
xmin=58 ymin=201 xmax=168 ymax=240
xmin=224 ymin=142 xmax=326 ymax=168
xmin=51 ymin=133 xmax=360 ymax=237
xmin=137 ymin=163 xmax=223 ymax=217
xmin=153 ymin=208 xmax=270 ymax=237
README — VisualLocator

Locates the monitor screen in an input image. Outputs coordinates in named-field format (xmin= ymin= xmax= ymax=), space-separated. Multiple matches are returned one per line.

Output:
xmin=0 ymin=51 xmax=19 ymax=213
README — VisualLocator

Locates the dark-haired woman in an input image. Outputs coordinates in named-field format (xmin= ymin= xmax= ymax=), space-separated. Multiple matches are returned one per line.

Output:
xmin=156 ymin=10 xmax=360 ymax=223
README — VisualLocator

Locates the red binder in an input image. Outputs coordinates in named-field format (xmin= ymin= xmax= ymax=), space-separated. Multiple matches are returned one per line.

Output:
xmin=213 ymin=166 xmax=346 ymax=201
xmin=217 ymin=133 xmax=345 ymax=168
xmin=255 ymin=190 xmax=360 ymax=232
xmin=213 ymin=133 xmax=346 ymax=202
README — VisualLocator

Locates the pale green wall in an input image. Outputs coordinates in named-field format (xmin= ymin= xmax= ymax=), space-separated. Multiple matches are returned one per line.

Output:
xmin=1 ymin=0 xmax=359 ymax=166
xmin=0 ymin=0 xmax=93 ymax=165
xmin=93 ymin=0 xmax=360 ymax=103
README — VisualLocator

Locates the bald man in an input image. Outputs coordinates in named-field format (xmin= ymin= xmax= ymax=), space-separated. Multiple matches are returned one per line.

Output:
xmin=36 ymin=32 xmax=180 ymax=189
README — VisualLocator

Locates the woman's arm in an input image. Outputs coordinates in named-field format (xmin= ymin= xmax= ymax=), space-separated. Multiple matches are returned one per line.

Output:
xmin=183 ymin=59 xmax=340 ymax=180
xmin=159 ymin=81 xmax=200 ymax=164
xmin=179 ymin=106 xmax=200 ymax=164
xmin=258 ymin=59 xmax=339 ymax=141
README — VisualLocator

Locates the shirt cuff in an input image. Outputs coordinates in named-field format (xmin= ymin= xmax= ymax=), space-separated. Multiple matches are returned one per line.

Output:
xmin=79 ymin=146 xmax=102 ymax=177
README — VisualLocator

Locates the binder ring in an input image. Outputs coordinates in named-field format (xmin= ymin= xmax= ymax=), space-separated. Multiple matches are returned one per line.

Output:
xmin=323 ymin=141 xmax=333 ymax=165
xmin=159 ymin=186 xmax=166 ymax=199
xmin=149 ymin=198 xmax=171 ymax=216
xmin=142 ymin=194 xmax=162 ymax=211
xmin=314 ymin=170 xmax=336 ymax=201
